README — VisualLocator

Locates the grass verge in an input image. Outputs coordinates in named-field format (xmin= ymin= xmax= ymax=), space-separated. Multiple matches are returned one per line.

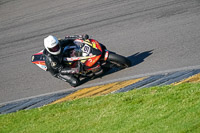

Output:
xmin=0 ymin=83 xmax=200 ymax=133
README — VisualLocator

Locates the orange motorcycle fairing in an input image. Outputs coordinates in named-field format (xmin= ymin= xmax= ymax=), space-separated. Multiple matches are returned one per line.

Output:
xmin=84 ymin=55 xmax=101 ymax=67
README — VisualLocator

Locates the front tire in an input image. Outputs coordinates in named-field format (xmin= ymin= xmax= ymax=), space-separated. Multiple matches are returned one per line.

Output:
xmin=107 ymin=52 xmax=131 ymax=69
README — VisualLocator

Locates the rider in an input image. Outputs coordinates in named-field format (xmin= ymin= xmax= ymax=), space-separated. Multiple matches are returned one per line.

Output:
xmin=43 ymin=34 xmax=89 ymax=87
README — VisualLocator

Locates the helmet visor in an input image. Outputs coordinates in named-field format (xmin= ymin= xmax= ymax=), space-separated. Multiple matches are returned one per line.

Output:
xmin=49 ymin=45 xmax=60 ymax=52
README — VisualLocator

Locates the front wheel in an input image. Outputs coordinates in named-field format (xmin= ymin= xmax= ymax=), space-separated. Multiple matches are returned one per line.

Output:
xmin=107 ymin=52 xmax=131 ymax=69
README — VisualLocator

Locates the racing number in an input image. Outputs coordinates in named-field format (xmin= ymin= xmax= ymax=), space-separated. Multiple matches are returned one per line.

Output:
xmin=82 ymin=44 xmax=91 ymax=55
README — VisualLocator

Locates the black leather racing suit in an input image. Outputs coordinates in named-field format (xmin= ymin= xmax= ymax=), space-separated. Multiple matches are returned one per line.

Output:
xmin=43 ymin=36 xmax=84 ymax=87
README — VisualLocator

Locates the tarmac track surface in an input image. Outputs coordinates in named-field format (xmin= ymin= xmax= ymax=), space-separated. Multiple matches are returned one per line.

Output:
xmin=1 ymin=0 xmax=200 ymax=103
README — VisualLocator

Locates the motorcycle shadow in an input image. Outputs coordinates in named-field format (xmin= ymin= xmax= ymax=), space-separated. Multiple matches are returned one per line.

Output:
xmin=79 ymin=50 xmax=153 ymax=85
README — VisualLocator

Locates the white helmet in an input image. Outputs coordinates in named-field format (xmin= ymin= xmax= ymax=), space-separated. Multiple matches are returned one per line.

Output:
xmin=44 ymin=35 xmax=61 ymax=55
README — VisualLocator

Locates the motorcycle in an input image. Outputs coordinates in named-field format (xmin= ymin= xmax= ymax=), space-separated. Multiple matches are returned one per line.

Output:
xmin=31 ymin=38 xmax=131 ymax=86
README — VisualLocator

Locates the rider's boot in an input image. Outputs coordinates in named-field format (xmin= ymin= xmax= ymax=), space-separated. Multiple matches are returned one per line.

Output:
xmin=57 ymin=73 xmax=80 ymax=87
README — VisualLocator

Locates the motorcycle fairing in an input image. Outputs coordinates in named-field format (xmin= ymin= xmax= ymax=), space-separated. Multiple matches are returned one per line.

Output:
xmin=31 ymin=50 xmax=47 ymax=71
xmin=85 ymin=55 xmax=101 ymax=67
xmin=74 ymin=39 xmax=102 ymax=52
xmin=91 ymin=39 xmax=102 ymax=52
xmin=73 ymin=39 xmax=103 ymax=67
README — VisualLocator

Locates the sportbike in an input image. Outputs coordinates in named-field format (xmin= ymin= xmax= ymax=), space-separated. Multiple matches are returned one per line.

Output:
xmin=31 ymin=38 xmax=131 ymax=86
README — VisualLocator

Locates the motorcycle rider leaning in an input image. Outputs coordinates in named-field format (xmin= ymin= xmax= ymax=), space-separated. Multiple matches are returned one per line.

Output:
xmin=43 ymin=34 xmax=89 ymax=87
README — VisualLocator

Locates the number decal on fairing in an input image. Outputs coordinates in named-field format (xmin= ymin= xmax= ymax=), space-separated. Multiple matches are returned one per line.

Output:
xmin=82 ymin=44 xmax=91 ymax=55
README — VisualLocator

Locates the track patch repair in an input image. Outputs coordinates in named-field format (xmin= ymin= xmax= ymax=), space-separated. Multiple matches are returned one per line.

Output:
xmin=1 ymin=69 xmax=200 ymax=114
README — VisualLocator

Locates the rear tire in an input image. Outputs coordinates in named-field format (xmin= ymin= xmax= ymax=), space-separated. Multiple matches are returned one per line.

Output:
xmin=107 ymin=52 xmax=131 ymax=69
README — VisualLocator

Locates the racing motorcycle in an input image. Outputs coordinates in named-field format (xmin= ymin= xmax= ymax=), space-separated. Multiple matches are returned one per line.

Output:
xmin=31 ymin=38 xmax=131 ymax=86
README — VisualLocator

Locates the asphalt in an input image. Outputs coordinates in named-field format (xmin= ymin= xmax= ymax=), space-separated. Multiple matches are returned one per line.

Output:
xmin=1 ymin=0 xmax=200 ymax=103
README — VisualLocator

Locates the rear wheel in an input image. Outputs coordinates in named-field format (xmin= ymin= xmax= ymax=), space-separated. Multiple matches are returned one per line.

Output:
xmin=107 ymin=52 xmax=131 ymax=69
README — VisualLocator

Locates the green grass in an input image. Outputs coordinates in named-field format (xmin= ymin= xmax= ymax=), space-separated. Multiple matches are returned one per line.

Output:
xmin=0 ymin=83 xmax=200 ymax=133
